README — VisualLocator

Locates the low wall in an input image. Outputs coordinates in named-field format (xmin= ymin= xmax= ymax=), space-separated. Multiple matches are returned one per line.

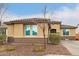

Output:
xmin=7 ymin=37 xmax=48 ymax=44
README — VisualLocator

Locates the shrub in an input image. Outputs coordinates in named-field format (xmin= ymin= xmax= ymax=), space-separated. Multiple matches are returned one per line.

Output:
xmin=6 ymin=46 xmax=16 ymax=51
xmin=0 ymin=34 xmax=6 ymax=45
xmin=33 ymin=45 xmax=45 ymax=52
xmin=49 ymin=33 xmax=61 ymax=45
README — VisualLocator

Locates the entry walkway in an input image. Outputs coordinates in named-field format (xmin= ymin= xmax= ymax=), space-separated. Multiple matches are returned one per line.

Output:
xmin=62 ymin=40 xmax=79 ymax=56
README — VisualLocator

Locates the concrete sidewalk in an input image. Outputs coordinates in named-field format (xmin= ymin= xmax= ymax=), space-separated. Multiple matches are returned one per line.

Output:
xmin=61 ymin=40 xmax=79 ymax=56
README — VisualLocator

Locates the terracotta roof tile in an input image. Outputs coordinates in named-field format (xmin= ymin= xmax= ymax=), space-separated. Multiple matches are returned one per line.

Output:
xmin=4 ymin=18 xmax=77 ymax=29
xmin=4 ymin=18 xmax=50 ymax=24
xmin=61 ymin=25 xmax=77 ymax=29
xmin=4 ymin=18 xmax=61 ymax=25
xmin=50 ymin=21 xmax=61 ymax=24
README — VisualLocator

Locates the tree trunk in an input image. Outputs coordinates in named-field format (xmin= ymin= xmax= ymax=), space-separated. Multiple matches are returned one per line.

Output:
xmin=43 ymin=28 xmax=46 ymax=49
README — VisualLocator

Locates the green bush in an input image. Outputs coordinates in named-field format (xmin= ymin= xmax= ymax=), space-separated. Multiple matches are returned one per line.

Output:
xmin=0 ymin=34 xmax=6 ymax=45
xmin=49 ymin=33 xmax=61 ymax=45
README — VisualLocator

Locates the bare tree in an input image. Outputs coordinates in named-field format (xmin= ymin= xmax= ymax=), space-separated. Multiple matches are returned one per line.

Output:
xmin=43 ymin=5 xmax=47 ymax=48
xmin=37 ymin=5 xmax=49 ymax=48
xmin=0 ymin=3 xmax=8 ymax=26
xmin=29 ymin=5 xmax=49 ymax=49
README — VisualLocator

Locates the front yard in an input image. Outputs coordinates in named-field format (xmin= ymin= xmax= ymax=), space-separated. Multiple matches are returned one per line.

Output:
xmin=0 ymin=44 xmax=71 ymax=56
xmin=0 ymin=33 xmax=71 ymax=56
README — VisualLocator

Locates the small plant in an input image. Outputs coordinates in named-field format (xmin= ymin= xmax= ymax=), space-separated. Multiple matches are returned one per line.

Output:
xmin=49 ymin=33 xmax=61 ymax=45
xmin=33 ymin=45 xmax=45 ymax=52
xmin=0 ymin=45 xmax=16 ymax=52
xmin=6 ymin=46 xmax=16 ymax=51
xmin=0 ymin=46 xmax=6 ymax=52
xmin=0 ymin=34 xmax=6 ymax=45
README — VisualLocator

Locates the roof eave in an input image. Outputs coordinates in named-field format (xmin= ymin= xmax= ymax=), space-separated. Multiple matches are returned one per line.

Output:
xmin=61 ymin=27 xmax=77 ymax=29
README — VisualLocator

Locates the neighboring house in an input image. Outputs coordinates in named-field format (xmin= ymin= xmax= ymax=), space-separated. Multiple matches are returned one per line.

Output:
xmin=4 ymin=18 xmax=77 ymax=43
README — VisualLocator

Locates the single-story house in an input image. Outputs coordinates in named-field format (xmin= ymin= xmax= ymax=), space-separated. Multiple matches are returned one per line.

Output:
xmin=4 ymin=18 xmax=77 ymax=43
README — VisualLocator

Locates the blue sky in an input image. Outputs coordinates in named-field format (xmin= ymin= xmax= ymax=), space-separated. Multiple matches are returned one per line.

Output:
xmin=3 ymin=3 xmax=79 ymax=32
xmin=7 ymin=3 xmax=77 ymax=15
xmin=4 ymin=3 xmax=79 ymax=27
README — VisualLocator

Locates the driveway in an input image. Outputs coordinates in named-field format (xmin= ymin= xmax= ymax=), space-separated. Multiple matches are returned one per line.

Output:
xmin=61 ymin=40 xmax=79 ymax=56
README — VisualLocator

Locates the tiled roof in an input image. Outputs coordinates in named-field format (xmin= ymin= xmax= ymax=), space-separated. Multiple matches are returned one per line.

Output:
xmin=4 ymin=18 xmax=61 ymax=25
xmin=61 ymin=25 xmax=77 ymax=29
xmin=4 ymin=18 xmax=77 ymax=29
xmin=50 ymin=21 xmax=61 ymax=24
xmin=4 ymin=18 xmax=50 ymax=25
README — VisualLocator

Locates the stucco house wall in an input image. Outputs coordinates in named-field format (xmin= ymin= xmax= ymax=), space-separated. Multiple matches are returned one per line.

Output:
xmin=36 ymin=23 xmax=48 ymax=38
xmin=14 ymin=24 xmax=24 ymax=38
xmin=7 ymin=25 xmax=14 ymax=37
xmin=60 ymin=28 xmax=76 ymax=40
xmin=5 ymin=18 xmax=77 ymax=42
xmin=51 ymin=23 xmax=61 ymax=34
xmin=60 ymin=29 xmax=76 ymax=36
xmin=7 ymin=23 xmax=48 ymax=38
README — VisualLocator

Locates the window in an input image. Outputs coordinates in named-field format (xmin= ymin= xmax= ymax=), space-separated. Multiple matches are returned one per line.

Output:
xmin=25 ymin=25 xmax=30 ymax=36
xmin=50 ymin=29 xmax=56 ymax=33
xmin=63 ymin=29 xmax=69 ymax=35
xmin=32 ymin=25 xmax=37 ymax=36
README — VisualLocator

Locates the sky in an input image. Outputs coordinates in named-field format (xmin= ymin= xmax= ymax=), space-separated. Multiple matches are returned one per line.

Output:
xmin=7 ymin=3 xmax=76 ymax=15
xmin=2 ymin=3 xmax=79 ymax=32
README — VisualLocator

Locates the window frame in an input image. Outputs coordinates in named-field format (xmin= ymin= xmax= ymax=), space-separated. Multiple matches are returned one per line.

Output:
xmin=50 ymin=29 xmax=56 ymax=33
xmin=25 ymin=25 xmax=30 ymax=36
xmin=63 ymin=29 xmax=69 ymax=36
xmin=32 ymin=25 xmax=38 ymax=36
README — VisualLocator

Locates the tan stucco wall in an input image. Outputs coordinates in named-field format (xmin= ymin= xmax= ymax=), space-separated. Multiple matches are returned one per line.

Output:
xmin=7 ymin=23 xmax=77 ymax=38
xmin=37 ymin=23 xmax=48 ymax=38
xmin=51 ymin=24 xmax=61 ymax=34
xmin=14 ymin=24 xmax=24 ymax=38
xmin=7 ymin=23 xmax=48 ymax=38
xmin=7 ymin=25 xmax=14 ymax=37
xmin=60 ymin=29 xmax=76 ymax=36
